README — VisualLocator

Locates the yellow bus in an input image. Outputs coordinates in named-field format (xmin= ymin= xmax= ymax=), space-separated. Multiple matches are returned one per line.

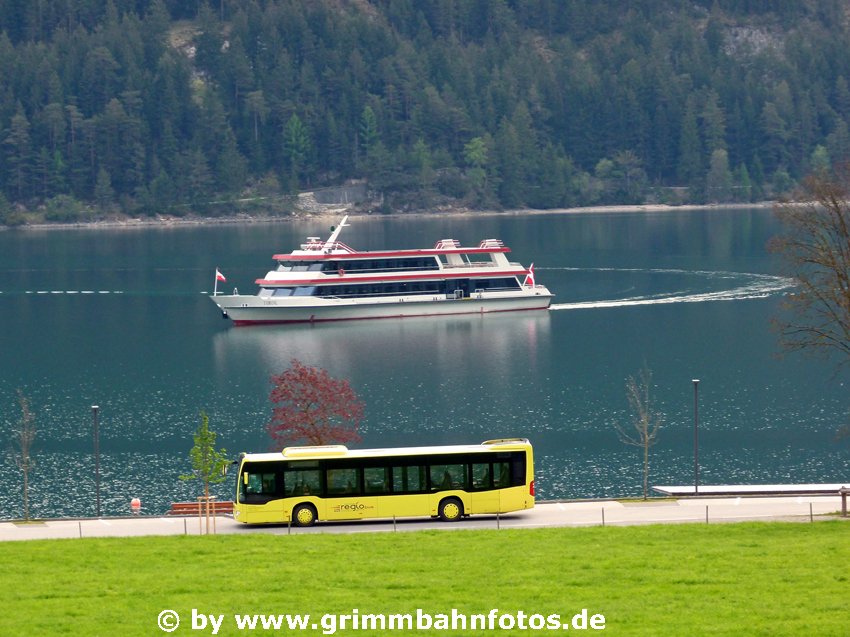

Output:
xmin=234 ymin=438 xmax=534 ymax=526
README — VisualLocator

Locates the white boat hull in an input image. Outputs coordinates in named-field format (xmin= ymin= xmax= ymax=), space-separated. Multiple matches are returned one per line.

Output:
xmin=211 ymin=290 xmax=553 ymax=325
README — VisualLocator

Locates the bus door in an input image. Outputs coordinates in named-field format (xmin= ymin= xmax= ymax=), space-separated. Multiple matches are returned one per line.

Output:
xmin=469 ymin=461 xmax=502 ymax=514
xmin=240 ymin=466 xmax=286 ymax=524
xmin=324 ymin=466 xmax=378 ymax=521
xmin=386 ymin=465 xmax=430 ymax=518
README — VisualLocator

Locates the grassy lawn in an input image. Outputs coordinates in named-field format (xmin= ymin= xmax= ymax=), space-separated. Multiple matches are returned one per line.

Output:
xmin=1 ymin=522 xmax=847 ymax=636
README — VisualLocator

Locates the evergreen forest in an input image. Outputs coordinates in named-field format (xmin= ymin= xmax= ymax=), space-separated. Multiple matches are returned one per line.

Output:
xmin=1 ymin=0 xmax=849 ymax=225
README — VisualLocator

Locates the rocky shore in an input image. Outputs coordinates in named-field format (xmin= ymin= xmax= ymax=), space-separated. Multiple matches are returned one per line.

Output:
xmin=1 ymin=200 xmax=776 ymax=233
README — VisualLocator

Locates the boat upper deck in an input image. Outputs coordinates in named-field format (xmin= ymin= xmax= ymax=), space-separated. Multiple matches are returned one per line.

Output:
xmin=273 ymin=238 xmax=512 ymax=261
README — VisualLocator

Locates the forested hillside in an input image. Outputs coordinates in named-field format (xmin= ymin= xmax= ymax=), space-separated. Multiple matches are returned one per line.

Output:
xmin=1 ymin=0 xmax=849 ymax=224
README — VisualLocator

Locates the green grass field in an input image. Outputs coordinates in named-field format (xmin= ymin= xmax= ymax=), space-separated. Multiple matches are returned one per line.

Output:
xmin=1 ymin=522 xmax=847 ymax=636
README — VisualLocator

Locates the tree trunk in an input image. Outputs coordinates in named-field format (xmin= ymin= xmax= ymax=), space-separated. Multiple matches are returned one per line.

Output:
xmin=23 ymin=469 xmax=30 ymax=521
xmin=204 ymin=481 xmax=211 ymax=535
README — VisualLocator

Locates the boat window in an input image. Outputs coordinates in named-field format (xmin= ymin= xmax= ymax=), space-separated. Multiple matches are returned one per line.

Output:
xmin=466 ymin=254 xmax=492 ymax=264
xmin=293 ymin=286 xmax=317 ymax=296
xmin=321 ymin=281 xmax=447 ymax=298
xmin=259 ymin=288 xmax=274 ymax=298
xmin=471 ymin=278 xmax=521 ymax=291
xmin=307 ymin=263 xmax=323 ymax=271
xmin=272 ymin=288 xmax=294 ymax=297
xmin=321 ymin=257 xmax=441 ymax=274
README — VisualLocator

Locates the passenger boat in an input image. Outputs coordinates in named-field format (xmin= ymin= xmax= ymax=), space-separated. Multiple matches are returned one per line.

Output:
xmin=211 ymin=216 xmax=552 ymax=325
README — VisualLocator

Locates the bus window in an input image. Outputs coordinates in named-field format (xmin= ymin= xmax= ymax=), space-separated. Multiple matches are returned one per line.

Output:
xmin=326 ymin=468 xmax=360 ymax=496
xmin=430 ymin=464 xmax=466 ymax=491
xmin=364 ymin=467 xmax=390 ymax=494
xmin=494 ymin=462 xmax=511 ymax=488
xmin=241 ymin=470 xmax=278 ymax=503
xmin=510 ymin=453 xmax=527 ymax=486
xmin=245 ymin=473 xmax=262 ymax=494
xmin=392 ymin=465 xmax=426 ymax=493
xmin=285 ymin=469 xmax=321 ymax=496
xmin=471 ymin=463 xmax=491 ymax=490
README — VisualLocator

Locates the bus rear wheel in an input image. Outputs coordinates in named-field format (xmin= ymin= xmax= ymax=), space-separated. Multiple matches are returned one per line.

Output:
xmin=438 ymin=497 xmax=464 ymax=522
xmin=292 ymin=503 xmax=317 ymax=527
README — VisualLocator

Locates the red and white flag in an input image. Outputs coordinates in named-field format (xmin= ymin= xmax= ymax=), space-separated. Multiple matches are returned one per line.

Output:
xmin=524 ymin=263 xmax=535 ymax=287
xmin=215 ymin=269 xmax=226 ymax=282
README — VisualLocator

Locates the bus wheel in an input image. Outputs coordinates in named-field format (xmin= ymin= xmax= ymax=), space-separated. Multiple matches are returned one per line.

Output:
xmin=438 ymin=497 xmax=463 ymax=522
xmin=292 ymin=503 xmax=317 ymax=527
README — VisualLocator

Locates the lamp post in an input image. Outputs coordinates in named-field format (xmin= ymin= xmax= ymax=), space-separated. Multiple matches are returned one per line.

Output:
xmin=692 ymin=380 xmax=700 ymax=496
xmin=92 ymin=405 xmax=101 ymax=517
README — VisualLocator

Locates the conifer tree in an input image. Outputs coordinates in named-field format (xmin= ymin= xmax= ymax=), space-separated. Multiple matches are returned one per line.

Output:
xmin=678 ymin=96 xmax=702 ymax=187
xmin=4 ymin=110 xmax=32 ymax=199
xmin=706 ymin=149 xmax=733 ymax=202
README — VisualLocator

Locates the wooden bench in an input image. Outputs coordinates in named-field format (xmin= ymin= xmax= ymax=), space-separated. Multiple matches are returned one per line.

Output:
xmin=167 ymin=501 xmax=234 ymax=516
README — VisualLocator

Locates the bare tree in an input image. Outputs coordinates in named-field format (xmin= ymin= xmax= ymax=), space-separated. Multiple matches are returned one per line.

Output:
xmin=615 ymin=366 xmax=663 ymax=499
xmin=771 ymin=163 xmax=850 ymax=369
xmin=9 ymin=390 xmax=36 ymax=521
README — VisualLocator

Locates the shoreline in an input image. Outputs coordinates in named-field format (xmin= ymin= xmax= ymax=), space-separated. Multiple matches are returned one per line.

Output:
xmin=2 ymin=201 xmax=776 ymax=232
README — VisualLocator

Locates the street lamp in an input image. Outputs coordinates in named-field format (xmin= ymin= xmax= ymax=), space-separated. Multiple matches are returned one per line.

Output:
xmin=92 ymin=405 xmax=101 ymax=517
xmin=692 ymin=380 xmax=700 ymax=496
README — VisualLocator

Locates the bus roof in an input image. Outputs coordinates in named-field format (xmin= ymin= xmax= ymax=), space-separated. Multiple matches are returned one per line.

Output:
xmin=240 ymin=438 xmax=531 ymax=463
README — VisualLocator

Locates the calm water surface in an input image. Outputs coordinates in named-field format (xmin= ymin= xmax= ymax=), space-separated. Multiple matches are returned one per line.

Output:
xmin=0 ymin=209 xmax=847 ymax=518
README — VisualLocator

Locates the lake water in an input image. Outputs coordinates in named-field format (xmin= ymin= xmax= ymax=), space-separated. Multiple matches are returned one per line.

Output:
xmin=1 ymin=209 xmax=847 ymax=518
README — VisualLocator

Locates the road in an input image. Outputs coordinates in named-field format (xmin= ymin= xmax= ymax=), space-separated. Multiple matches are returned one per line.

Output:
xmin=0 ymin=495 xmax=844 ymax=541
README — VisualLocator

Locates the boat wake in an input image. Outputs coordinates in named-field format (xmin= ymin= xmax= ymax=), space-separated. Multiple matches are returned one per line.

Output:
xmin=19 ymin=290 xmax=125 ymax=295
xmin=546 ymin=268 xmax=794 ymax=311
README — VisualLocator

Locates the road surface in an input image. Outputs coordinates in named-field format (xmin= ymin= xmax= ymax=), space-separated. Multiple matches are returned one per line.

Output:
xmin=0 ymin=495 xmax=844 ymax=541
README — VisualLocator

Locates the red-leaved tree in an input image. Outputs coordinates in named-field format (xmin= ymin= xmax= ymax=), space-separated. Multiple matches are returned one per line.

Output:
xmin=267 ymin=359 xmax=364 ymax=448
